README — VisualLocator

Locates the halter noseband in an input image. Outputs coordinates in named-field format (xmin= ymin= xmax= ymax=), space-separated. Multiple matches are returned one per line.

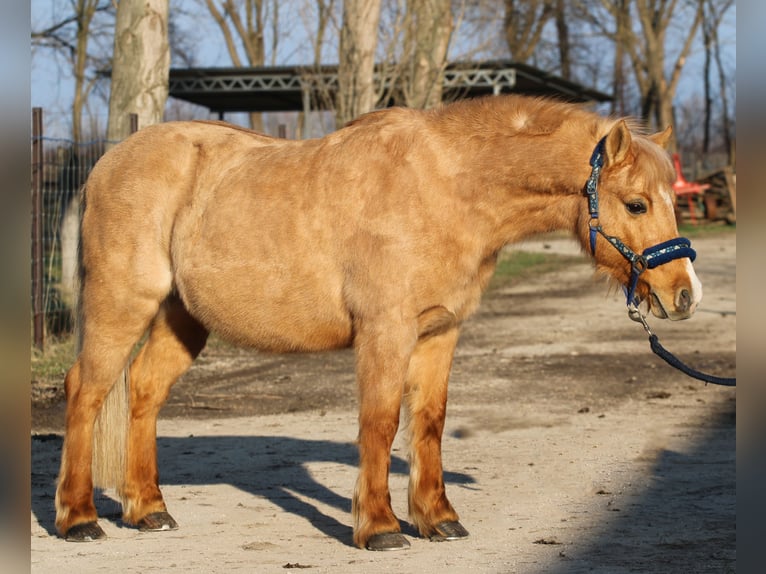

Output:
xmin=584 ymin=136 xmax=696 ymax=306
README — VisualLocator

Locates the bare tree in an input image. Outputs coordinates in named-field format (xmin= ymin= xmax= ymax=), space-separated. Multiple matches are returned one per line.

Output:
xmin=503 ymin=0 xmax=554 ymax=62
xmin=297 ymin=0 xmax=339 ymax=137
xmin=451 ymin=0 xmax=508 ymax=61
xmin=364 ymin=0 xmax=458 ymax=111
xmin=73 ymin=1 xmax=103 ymax=142
xmin=553 ymin=0 xmax=571 ymax=79
xmin=106 ymin=0 xmax=170 ymax=141
xmin=204 ymin=0 xmax=268 ymax=66
xmin=400 ymin=0 xmax=454 ymax=109
xmin=168 ymin=5 xmax=202 ymax=68
xmin=313 ymin=0 xmax=337 ymax=64
xmin=639 ymin=0 xmax=703 ymax=137
xmin=589 ymin=0 xmax=704 ymax=146
xmin=32 ymin=1 xmax=114 ymax=142
xmin=610 ymin=0 xmax=632 ymax=116
xmin=702 ymin=0 xmax=734 ymax=161
xmin=203 ymin=0 xmax=279 ymax=131
xmin=336 ymin=0 xmax=382 ymax=126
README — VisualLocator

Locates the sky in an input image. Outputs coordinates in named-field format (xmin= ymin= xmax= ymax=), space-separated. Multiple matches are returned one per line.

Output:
xmin=31 ymin=1 xmax=349 ymax=137
xmin=30 ymin=1 xmax=736 ymax=140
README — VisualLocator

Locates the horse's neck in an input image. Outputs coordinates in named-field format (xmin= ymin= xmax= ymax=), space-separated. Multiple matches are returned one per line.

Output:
xmin=453 ymin=130 xmax=593 ymax=250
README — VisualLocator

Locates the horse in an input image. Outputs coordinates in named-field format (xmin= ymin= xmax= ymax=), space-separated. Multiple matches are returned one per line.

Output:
xmin=54 ymin=94 xmax=702 ymax=551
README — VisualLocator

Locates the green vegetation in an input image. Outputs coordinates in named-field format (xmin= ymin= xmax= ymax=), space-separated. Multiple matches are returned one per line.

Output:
xmin=677 ymin=222 xmax=736 ymax=238
xmin=490 ymin=250 xmax=586 ymax=289
xmin=31 ymin=335 xmax=76 ymax=387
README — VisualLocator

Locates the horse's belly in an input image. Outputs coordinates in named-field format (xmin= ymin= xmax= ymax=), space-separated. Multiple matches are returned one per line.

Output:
xmin=175 ymin=263 xmax=353 ymax=352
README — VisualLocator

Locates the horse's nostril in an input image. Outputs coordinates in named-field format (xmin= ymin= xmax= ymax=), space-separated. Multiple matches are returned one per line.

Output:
xmin=677 ymin=289 xmax=691 ymax=313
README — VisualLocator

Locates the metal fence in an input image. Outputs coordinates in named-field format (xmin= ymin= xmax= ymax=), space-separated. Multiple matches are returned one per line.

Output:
xmin=31 ymin=108 xmax=135 ymax=351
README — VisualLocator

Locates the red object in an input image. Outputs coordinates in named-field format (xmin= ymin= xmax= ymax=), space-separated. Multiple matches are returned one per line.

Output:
xmin=671 ymin=153 xmax=709 ymax=224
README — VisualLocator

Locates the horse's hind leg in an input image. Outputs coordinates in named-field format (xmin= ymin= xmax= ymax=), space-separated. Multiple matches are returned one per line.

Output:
xmin=55 ymin=286 xmax=163 ymax=540
xmin=121 ymin=296 xmax=208 ymax=530
xmin=404 ymin=322 xmax=467 ymax=541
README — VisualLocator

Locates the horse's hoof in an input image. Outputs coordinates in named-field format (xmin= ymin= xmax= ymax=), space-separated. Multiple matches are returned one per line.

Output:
xmin=430 ymin=521 xmax=469 ymax=541
xmin=137 ymin=511 xmax=178 ymax=532
xmin=366 ymin=532 xmax=411 ymax=551
xmin=65 ymin=521 xmax=106 ymax=542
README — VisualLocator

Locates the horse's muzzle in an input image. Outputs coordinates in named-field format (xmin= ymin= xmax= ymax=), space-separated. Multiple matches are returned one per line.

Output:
xmin=649 ymin=286 xmax=699 ymax=320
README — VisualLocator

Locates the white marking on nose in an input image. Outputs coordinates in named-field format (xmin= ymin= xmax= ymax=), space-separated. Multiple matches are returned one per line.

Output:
xmin=686 ymin=259 xmax=703 ymax=308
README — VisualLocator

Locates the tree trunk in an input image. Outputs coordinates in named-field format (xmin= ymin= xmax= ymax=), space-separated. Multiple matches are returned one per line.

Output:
xmin=403 ymin=0 xmax=453 ymax=109
xmin=627 ymin=0 xmax=704 ymax=149
xmin=503 ymin=0 xmax=553 ymax=63
xmin=204 ymin=0 xmax=268 ymax=131
xmin=611 ymin=0 xmax=630 ymax=116
xmin=713 ymin=23 xmax=733 ymax=162
xmin=336 ymin=0 xmax=382 ymax=126
xmin=706 ymin=0 xmax=734 ymax=162
xmin=299 ymin=0 xmax=336 ymax=138
xmin=553 ymin=0 xmax=571 ymax=79
xmin=702 ymin=5 xmax=713 ymax=153
xmin=72 ymin=0 xmax=100 ymax=143
xmin=106 ymin=0 xmax=170 ymax=141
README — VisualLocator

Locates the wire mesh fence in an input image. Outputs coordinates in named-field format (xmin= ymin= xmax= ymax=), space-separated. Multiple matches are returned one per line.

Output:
xmin=31 ymin=108 xmax=128 ymax=351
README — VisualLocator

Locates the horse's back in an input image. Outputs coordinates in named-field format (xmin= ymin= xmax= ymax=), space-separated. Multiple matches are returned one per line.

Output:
xmin=79 ymin=112 xmax=486 ymax=352
xmin=82 ymin=121 xmax=279 ymax=235
xmin=81 ymin=121 xmax=356 ymax=351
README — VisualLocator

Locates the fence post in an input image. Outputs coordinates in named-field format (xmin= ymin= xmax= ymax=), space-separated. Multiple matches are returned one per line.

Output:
xmin=31 ymin=107 xmax=45 ymax=351
xmin=129 ymin=113 xmax=138 ymax=134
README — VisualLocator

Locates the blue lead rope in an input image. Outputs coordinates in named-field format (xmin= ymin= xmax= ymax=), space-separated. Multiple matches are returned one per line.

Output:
xmin=584 ymin=137 xmax=735 ymax=387
xmin=628 ymin=308 xmax=736 ymax=386
xmin=649 ymin=334 xmax=736 ymax=386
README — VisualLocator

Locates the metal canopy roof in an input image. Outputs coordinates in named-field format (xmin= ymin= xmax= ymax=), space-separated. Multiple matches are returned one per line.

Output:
xmin=169 ymin=60 xmax=612 ymax=114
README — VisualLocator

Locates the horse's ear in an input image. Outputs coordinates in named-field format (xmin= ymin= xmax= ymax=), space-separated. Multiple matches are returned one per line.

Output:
xmin=604 ymin=120 xmax=633 ymax=167
xmin=649 ymin=126 xmax=673 ymax=149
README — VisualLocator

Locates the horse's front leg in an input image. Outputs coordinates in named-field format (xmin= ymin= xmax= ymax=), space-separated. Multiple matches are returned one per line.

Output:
xmin=404 ymin=322 xmax=468 ymax=541
xmin=352 ymin=322 xmax=416 ymax=551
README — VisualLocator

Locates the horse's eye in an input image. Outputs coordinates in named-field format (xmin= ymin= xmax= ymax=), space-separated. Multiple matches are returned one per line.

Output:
xmin=626 ymin=200 xmax=647 ymax=215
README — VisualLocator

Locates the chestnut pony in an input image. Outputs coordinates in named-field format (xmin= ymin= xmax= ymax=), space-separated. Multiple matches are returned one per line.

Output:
xmin=55 ymin=95 xmax=701 ymax=550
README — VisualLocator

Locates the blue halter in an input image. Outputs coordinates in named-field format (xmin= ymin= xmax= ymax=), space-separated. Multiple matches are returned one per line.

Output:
xmin=583 ymin=137 xmax=734 ymax=386
xmin=584 ymin=137 xmax=696 ymax=306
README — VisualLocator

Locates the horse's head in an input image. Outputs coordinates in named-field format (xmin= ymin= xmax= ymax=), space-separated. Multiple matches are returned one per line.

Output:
xmin=581 ymin=120 xmax=702 ymax=320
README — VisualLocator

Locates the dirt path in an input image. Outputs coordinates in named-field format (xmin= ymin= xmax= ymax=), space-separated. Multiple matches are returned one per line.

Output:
xmin=31 ymin=232 xmax=736 ymax=573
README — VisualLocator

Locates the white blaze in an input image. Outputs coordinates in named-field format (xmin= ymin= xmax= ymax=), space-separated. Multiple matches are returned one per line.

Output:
xmin=686 ymin=259 xmax=703 ymax=310
xmin=659 ymin=184 xmax=702 ymax=309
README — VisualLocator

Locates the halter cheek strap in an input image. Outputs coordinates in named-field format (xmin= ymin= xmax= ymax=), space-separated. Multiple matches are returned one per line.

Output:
xmin=584 ymin=136 xmax=696 ymax=306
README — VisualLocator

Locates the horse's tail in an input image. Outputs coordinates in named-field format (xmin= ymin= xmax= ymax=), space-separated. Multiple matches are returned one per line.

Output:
xmin=92 ymin=369 xmax=129 ymax=492
xmin=71 ymin=184 xmax=130 ymax=493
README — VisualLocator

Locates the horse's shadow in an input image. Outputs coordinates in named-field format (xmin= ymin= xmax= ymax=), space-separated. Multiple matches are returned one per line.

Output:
xmin=31 ymin=433 xmax=476 ymax=547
